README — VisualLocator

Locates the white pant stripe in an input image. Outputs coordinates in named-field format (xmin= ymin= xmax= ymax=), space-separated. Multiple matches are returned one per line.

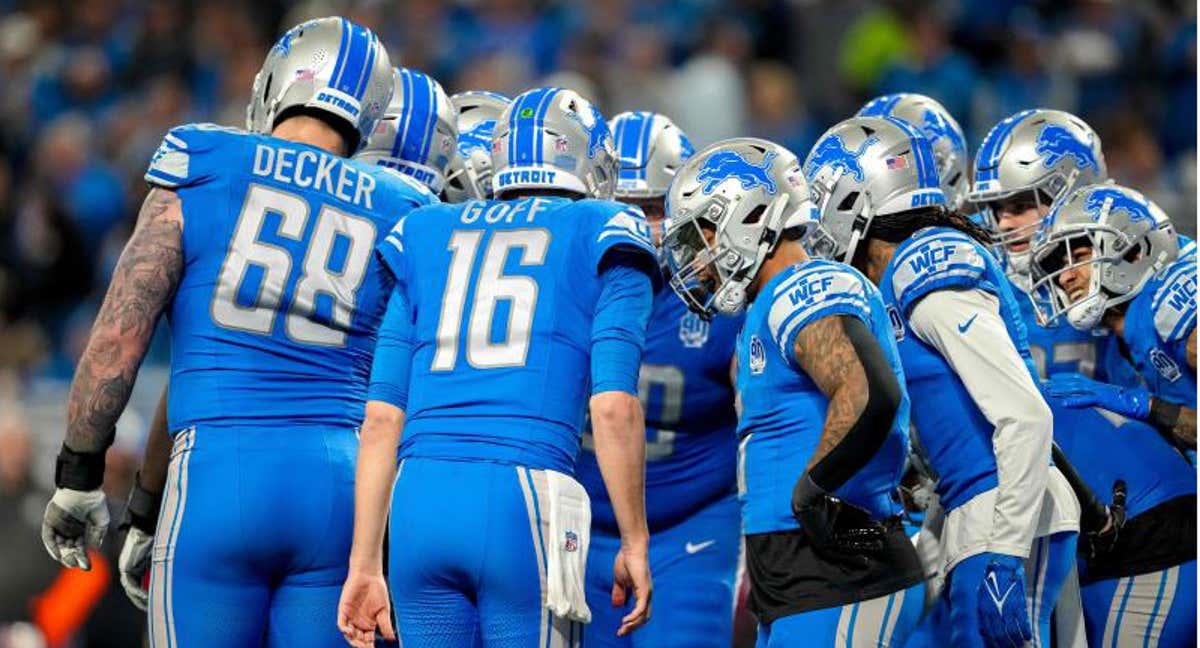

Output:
xmin=517 ymin=467 xmax=553 ymax=648
xmin=833 ymin=591 xmax=906 ymax=647
xmin=1027 ymin=535 xmax=1051 ymax=648
xmin=881 ymin=589 xmax=906 ymax=646
xmin=150 ymin=428 xmax=194 ymax=648
xmin=1102 ymin=566 xmax=1180 ymax=648
xmin=1102 ymin=576 xmax=1134 ymax=647
xmin=1143 ymin=565 xmax=1179 ymax=648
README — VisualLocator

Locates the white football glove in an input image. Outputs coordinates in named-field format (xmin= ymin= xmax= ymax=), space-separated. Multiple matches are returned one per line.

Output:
xmin=42 ymin=487 xmax=110 ymax=570
xmin=119 ymin=527 xmax=154 ymax=610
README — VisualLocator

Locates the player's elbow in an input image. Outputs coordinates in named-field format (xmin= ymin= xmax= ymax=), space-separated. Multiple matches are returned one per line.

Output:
xmin=360 ymin=400 xmax=404 ymax=444
xmin=589 ymin=391 xmax=641 ymax=439
xmin=1001 ymin=393 xmax=1054 ymax=446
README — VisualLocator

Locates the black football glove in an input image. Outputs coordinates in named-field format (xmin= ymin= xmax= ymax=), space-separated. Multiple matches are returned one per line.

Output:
xmin=791 ymin=474 xmax=886 ymax=558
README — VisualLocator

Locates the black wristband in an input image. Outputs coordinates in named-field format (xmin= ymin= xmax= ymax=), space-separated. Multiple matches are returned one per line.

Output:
xmin=1148 ymin=399 xmax=1183 ymax=435
xmin=54 ymin=444 xmax=106 ymax=490
xmin=120 ymin=472 xmax=162 ymax=534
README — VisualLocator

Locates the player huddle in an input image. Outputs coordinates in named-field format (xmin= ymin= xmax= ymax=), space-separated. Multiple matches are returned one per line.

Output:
xmin=38 ymin=16 xmax=1195 ymax=648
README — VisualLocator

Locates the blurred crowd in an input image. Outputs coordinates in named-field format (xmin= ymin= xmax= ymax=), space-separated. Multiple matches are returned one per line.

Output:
xmin=0 ymin=0 xmax=1194 ymax=644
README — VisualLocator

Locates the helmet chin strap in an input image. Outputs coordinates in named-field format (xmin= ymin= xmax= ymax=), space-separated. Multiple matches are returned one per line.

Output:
xmin=1066 ymin=293 xmax=1106 ymax=331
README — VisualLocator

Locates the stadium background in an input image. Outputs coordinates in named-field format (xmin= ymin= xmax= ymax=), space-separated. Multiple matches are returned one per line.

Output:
xmin=0 ymin=0 xmax=1193 ymax=645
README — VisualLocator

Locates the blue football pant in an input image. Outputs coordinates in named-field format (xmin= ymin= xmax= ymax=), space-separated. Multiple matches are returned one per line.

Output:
xmin=913 ymin=531 xmax=1077 ymax=648
xmin=1079 ymin=560 xmax=1196 ymax=647
xmin=756 ymin=581 xmax=925 ymax=648
xmin=388 ymin=458 xmax=583 ymax=648
xmin=147 ymin=426 xmax=356 ymax=648
xmin=583 ymin=493 xmax=741 ymax=648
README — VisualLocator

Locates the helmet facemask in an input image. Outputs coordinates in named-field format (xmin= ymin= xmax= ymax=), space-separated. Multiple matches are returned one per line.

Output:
xmin=661 ymin=193 xmax=794 ymax=320
xmin=1030 ymin=222 xmax=1145 ymax=330
xmin=982 ymin=169 xmax=1077 ymax=278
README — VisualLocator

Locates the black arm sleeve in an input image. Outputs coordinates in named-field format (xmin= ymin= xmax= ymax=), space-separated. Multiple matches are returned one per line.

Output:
xmin=807 ymin=316 xmax=903 ymax=491
xmin=1051 ymin=443 xmax=1108 ymax=533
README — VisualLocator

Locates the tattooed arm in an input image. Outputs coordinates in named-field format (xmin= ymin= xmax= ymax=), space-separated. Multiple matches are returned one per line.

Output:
xmin=793 ymin=315 xmax=901 ymax=488
xmin=65 ymin=188 xmax=183 ymax=453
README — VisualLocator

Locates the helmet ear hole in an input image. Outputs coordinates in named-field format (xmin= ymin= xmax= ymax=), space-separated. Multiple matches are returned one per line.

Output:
xmin=837 ymin=191 xmax=860 ymax=212
xmin=263 ymin=74 xmax=273 ymax=103
xmin=742 ymin=205 xmax=766 ymax=225
xmin=1123 ymin=243 xmax=1143 ymax=264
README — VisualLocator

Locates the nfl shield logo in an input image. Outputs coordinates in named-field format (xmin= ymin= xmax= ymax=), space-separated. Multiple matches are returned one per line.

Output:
xmin=749 ymin=335 xmax=766 ymax=375
xmin=679 ymin=312 xmax=710 ymax=349
xmin=564 ymin=530 xmax=578 ymax=552
xmin=555 ymin=136 xmax=570 ymax=153
xmin=1150 ymin=348 xmax=1182 ymax=382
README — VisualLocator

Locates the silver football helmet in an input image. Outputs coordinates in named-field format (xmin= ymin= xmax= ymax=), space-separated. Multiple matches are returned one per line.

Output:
xmin=803 ymin=117 xmax=946 ymax=263
xmin=444 ymin=91 xmax=510 ymax=203
xmin=858 ymin=93 xmax=968 ymax=211
xmin=356 ymin=67 xmax=457 ymax=194
xmin=660 ymin=138 xmax=816 ymax=319
xmin=491 ymin=87 xmax=618 ymax=199
xmin=246 ymin=17 xmax=394 ymax=154
xmin=610 ymin=111 xmax=695 ymax=199
xmin=968 ymin=109 xmax=1108 ymax=274
xmin=1029 ymin=184 xmax=1178 ymax=331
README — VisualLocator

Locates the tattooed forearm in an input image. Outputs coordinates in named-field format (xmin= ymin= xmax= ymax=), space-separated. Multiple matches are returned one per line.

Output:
xmin=65 ymin=188 xmax=183 ymax=452
xmin=1174 ymin=407 xmax=1196 ymax=449
xmin=793 ymin=315 xmax=869 ymax=467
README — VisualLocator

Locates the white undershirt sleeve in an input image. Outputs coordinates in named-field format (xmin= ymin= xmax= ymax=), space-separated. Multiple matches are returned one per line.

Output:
xmin=909 ymin=288 xmax=1053 ymax=558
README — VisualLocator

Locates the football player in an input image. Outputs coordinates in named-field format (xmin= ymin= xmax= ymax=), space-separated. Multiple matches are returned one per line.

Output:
xmin=805 ymin=116 xmax=1079 ymax=648
xmin=338 ymin=87 xmax=658 ymax=647
xmin=1030 ymin=183 xmax=1196 ymax=451
xmin=443 ymin=90 xmax=511 ymax=203
xmin=110 ymin=60 xmax=461 ymax=620
xmin=356 ymin=66 xmax=458 ymax=196
xmin=967 ymin=109 xmax=1110 ymax=380
xmin=1052 ymin=401 xmax=1197 ymax=647
xmin=574 ymin=111 xmax=742 ymax=648
xmin=662 ymin=138 xmax=925 ymax=646
xmin=41 ymin=17 xmax=436 ymax=647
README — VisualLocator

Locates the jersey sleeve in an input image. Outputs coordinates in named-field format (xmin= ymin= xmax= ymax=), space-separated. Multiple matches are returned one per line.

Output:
xmin=367 ymin=286 xmax=415 ymax=409
xmin=890 ymin=231 xmax=994 ymax=315
xmin=1150 ymin=260 xmax=1196 ymax=344
xmin=144 ymin=123 xmax=232 ymax=189
xmin=376 ymin=212 xmax=413 ymax=286
xmin=766 ymin=262 xmax=872 ymax=368
xmin=590 ymin=263 xmax=654 ymax=395
xmin=585 ymin=202 xmax=661 ymax=289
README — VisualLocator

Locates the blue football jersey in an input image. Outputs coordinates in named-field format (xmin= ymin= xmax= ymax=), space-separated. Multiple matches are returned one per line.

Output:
xmin=144 ymin=124 xmax=436 ymax=432
xmin=1122 ymin=256 xmax=1197 ymax=408
xmin=377 ymin=196 xmax=658 ymax=473
xmin=880 ymin=227 xmax=1038 ymax=512
xmin=1051 ymin=402 xmax=1195 ymax=521
xmin=577 ymin=291 xmax=742 ymax=532
xmin=737 ymin=260 xmax=910 ymax=535
xmin=1008 ymin=277 xmax=1107 ymax=379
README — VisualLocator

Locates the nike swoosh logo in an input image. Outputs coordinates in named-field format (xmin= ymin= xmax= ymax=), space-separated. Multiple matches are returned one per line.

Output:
xmin=958 ymin=313 xmax=979 ymax=334
xmin=985 ymin=571 xmax=1017 ymax=613
xmin=685 ymin=540 xmax=716 ymax=554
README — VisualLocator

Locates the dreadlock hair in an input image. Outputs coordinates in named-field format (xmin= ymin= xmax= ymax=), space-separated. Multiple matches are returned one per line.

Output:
xmin=867 ymin=206 xmax=993 ymax=246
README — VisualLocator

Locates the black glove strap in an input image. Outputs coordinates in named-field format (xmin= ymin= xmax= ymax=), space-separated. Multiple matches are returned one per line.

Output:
xmin=120 ymin=472 xmax=162 ymax=534
xmin=54 ymin=444 xmax=106 ymax=491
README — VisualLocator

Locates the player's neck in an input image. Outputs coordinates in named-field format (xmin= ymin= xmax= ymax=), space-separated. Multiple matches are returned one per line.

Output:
xmin=751 ymin=240 xmax=808 ymax=300
xmin=272 ymin=115 xmax=349 ymax=157
xmin=863 ymin=238 xmax=897 ymax=286
xmin=1105 ymin=309 xmax=1126 ymax=339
